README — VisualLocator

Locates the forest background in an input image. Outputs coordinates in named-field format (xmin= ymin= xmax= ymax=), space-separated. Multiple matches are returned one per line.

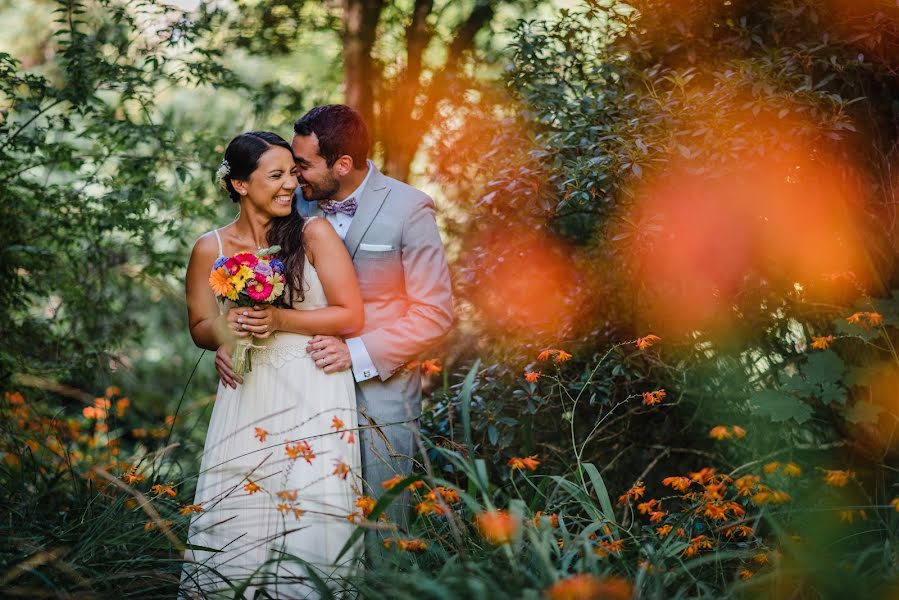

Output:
xmin=3 ymin=0 xmax=899 ymax=598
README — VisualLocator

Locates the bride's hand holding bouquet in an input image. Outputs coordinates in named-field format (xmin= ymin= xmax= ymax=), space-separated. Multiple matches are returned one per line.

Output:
xmin=209 ymin=247 xmax=286 ymax=374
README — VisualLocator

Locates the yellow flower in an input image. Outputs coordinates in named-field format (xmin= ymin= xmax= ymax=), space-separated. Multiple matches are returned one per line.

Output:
xmin=230 ymin=265 xmax=253 ymax=295
xmin=822 ymin=469 xmax=854 ymax=488
xmin=636 ymin=334 xmax=661 ymax=350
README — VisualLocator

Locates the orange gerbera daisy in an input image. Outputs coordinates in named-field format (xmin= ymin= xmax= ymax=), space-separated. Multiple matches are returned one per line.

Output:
xmin=208 ymin=268 xmax=234 ymax=297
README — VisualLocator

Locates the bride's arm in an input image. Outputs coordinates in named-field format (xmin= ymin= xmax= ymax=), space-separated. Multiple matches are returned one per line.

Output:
xmin=242 ymin=218 xmax=364 ymax=337
xmin=186 ymin=234 xmax=237 ymax=350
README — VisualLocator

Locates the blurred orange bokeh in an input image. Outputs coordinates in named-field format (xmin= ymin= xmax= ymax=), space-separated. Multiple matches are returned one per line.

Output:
xmin=467 ymin=225 xmax=590 ymax=340
xmin=626 ymin=141 xmax=876 ymax=336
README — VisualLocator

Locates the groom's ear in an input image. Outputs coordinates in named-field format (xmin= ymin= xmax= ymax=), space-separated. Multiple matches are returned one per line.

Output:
xmin=334 ymin=155 xmax=354 ymax=177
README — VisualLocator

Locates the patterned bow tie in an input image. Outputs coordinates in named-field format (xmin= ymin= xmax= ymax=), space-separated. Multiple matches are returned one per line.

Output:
xmin=318 ymin=197 xmax=358 ymax=217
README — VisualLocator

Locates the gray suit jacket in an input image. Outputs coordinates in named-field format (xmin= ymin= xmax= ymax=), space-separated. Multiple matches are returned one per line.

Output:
xmin=296 ymin=164 xmax=454 ymax=421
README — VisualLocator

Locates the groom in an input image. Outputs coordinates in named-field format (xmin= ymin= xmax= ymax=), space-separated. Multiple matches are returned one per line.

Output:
xmin=291 ymin=104 xmax=453 ymax=520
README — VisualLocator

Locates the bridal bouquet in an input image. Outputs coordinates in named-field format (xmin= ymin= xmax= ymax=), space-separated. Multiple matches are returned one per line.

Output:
xmin=208 ymin=246 xmax=286 ymax=374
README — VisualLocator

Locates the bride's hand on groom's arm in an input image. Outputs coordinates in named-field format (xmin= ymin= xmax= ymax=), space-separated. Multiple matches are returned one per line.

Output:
xmin=215 ymin=342 xmax=243 ymax=389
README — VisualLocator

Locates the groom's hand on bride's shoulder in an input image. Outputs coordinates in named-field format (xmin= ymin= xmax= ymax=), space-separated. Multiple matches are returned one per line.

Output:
xmin=307 ymin=336 xmax=351 ymax=373
xmin=215 ymin=343 xmax=243 ymax=388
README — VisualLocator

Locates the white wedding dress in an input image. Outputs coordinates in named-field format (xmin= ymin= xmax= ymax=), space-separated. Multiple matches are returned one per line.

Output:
xmin=183 ymin=222 xmax=362 ymax=599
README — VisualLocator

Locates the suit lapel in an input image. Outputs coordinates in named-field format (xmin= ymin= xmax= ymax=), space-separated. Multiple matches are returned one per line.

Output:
xmin=344 ymin=165 xmax=389 ymax=259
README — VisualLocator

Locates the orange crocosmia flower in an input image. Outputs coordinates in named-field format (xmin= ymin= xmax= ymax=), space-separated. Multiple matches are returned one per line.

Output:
xmin=508 ymin=454 xmax=540 ymax=471
xmin=636 ymin=499 xmax=657 ymax=515
xmin=763 ymin=461 xmax=780 ymax=474
xmin=150 ymin=483 xmax=176 ymax=497
xmin=703 ymin=503 xmax=728 ymax=521
xmin=545 ymin=574 xmax=633 ymax=600
xmin=594 ymin=538 xmax=625 ymax=558
xmin=331 ymin=416 xmax=344 ymax=432
xmin=810 ymin=335 xmax=834 ymax=350
xmin=732 ymin=425 xmax=746 ymax=439
xmin=5 ymin=391 xmax=25 ymax=406
xmin=524 ymin=370 xmax=541 ymax=383
xmin=662 ymin=476 xmax=693 ymax=492
xmin=709 ymin=426 xmax=731 ymax=440
xmin=636 ymin=334 xmax=661 ymax=350
xmin=276 ymin=503 xmax=290 ymax=514
xmin=415 ymin=500 xmax=446 ymax=516
xmin=689 ymin=468 xmax=716 ymax=484
xmin=105 ymin=386 xmax=122 ymax=397
xmin=739 ymin=568 xmax=754 ymax=581
xmin=533 ymin=511 xmax=560 ymax=529
xmin=144 ymin=519 xmax=173 ymax=532
xmin=869 ymin=312 xmax=884 ymax=326
xmin=333 ymin=460 xmax=351 ymax=480
xmin=421 ymin=359 xmax=442 ymax=375
xmin=753 ymin=552 xmax=769 ymax=565
xmin=355 ymin=495 xmax=376 ymax=518
xmin=476 ymin=510 xmax=519 ymax=545
xmin=209 ymin=268 xmax=234 ymax=297
xmin=642 ymin=390 xmax=666 ymax=406
xmin=115 ymin=398 xmax=130 ymax=417
xmin=276 ymin=489 xmax=298 ymax=502
xmin=538 ymin=348 xmax=572 ymax=363
xmin=425 ymin=486 xmax=460 ymax=504
xmin=890 ymin=498 xmax=899 ymax=512
xmin=244 ymin=480 xmax=261 ymax=494
xmin=381 ymin=474 xmax=404 ymax=489
xmin=725 ymin=524 xmax=753 ymax=539
xmin=398 ymin=538 xmax=427 ymax=551
xmin=823 ymin=469 xmax=854 ymax=487
xmin=406 ymin=360 xmax=420 ymax=370
xmin=783 ymin=462 xmax=801 ymax=477
xmin=122 ymin=466 xmax=143 ymax=485
xmin=285 ymin=441 xmax=316 ymax=464
xmin=847 ymin=311 xmax=884 ymax=330
xmin=649 ymin=510 xmax=667 ymax=523
xmin=656 ymin=524 xmax=673 ymax=537
xmin=179 ymin=504 xmax=204 ymax=515
xmin=254 ymin=427 xmax=268 ymax=443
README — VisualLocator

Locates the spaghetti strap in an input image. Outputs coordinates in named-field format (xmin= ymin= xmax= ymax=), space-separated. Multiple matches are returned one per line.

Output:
xmin=302 ymin=216 xmax=320 ymax=231
xmin=213 ymin=228 xmax=225 ymax=258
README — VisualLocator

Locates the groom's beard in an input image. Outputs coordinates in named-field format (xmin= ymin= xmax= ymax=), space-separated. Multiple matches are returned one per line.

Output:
xmin=300 ymin=173 xmax=340 ymax=202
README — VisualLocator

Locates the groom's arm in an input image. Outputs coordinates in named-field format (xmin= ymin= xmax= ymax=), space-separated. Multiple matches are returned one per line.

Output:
xmin=356 ymin=195 xmax=454 ymax=381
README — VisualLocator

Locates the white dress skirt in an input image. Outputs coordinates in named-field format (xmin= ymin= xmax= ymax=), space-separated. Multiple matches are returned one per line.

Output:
xmin=183 ymin=233 xmax=362 ymax=599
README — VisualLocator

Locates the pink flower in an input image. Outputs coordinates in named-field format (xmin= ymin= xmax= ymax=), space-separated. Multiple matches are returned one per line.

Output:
xmin=246 ymin=278 xmax=274 ymax=302
xmin=234 ymin=252 xmax=259 ymax=268
xmin=224 ymin=257 xmax=243 ymax=275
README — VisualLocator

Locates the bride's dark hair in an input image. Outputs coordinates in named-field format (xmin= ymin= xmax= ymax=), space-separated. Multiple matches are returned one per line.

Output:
xmin=221 ymin=131 xmax=305 ymax=304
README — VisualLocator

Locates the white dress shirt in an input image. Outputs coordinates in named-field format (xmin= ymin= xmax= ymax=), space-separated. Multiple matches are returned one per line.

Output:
xmin=325 ymin=161 xmax=379 ymax=383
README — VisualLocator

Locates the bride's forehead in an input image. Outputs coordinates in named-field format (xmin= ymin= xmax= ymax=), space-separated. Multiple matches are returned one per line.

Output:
xmin=255 ymin=146 xmax=294 ymax=169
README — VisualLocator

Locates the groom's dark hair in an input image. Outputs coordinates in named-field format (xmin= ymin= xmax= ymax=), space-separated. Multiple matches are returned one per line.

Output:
xmin=293 ymin=104 xmax=369 ymax=171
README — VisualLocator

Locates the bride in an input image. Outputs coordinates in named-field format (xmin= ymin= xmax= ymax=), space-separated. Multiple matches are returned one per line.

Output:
xmin=182 ymin=131 xmax=364 ymax=598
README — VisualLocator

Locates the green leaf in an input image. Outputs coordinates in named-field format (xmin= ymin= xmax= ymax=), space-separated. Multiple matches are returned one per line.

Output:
xmin=817 ymin=382 xmax=847 ymax=405
xmin=750 ymin=390 xmax=813 ymax=423
xmin=802 ymin=350 xmax=845 ymax=386
xmin=844 ymin=401 xmax=884 ymax=424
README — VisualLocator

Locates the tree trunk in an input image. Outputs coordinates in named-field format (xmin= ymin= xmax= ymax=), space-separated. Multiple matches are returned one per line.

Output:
xmin=341 ymin=0 xmax=383 ymax=142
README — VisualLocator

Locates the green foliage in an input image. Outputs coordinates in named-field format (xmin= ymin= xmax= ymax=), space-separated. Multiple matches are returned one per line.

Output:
xmin=0 ymin=0 xmax=238 ymax=386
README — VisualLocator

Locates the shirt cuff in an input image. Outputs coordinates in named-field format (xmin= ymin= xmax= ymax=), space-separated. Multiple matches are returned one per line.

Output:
xmin=347 ymin=337 xmax=379 ymax=382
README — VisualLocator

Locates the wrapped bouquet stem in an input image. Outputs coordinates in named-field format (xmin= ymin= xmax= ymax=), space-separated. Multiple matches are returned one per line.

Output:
xmin=208 ymin=245 xmax=286 ymax=375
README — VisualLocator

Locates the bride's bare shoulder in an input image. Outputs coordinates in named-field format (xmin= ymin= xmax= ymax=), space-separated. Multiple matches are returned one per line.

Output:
xmin=190 ymin=230 xmax=224 ymax=262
